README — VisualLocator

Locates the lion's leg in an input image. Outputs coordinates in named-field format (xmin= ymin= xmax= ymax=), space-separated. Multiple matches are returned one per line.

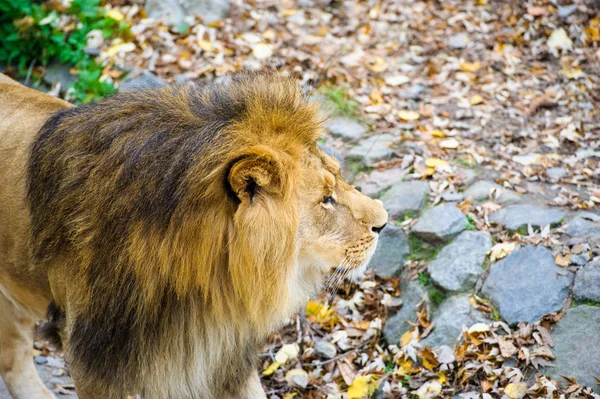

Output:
xmin=0 ymin=292 xmax=55 ymax=399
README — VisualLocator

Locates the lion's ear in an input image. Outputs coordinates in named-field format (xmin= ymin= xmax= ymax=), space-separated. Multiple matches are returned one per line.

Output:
xmin=228 ymin=146 xmax=284 ymax=204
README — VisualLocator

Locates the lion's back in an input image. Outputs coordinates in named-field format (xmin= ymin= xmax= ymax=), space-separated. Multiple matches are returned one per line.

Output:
xmin=0 ymin=74 xmax=71 ymax=312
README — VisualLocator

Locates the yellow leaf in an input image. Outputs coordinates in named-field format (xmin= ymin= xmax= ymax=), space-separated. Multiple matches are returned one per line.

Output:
xmin=369 ymin=57 xmax=389 ymax=72
xmin=469 ymin=95 xmax=484 ymax=105
xmin=252 ymin=43 xmax=273 ymax=59
xmin=400 ymin=328 xmax=416 ymax=347
xmin=106 ymin=9 xmax=125 ymax=21
xmin=425 ymin=158 xmax=449 ymax=169
xmin=384 ymin=75 xmax=410 ymax=86
xmin=459 ymin=62 xmax=481 ymax=72
xmin=438 ymin=372 xmax=447 ymax=384
xmin=439 ymin=138 xmax=460 ymax=149
xmin=347 ymin=375 xmax=379 ymax=399
xmin=555 ymin=253 xmax=571 ymax=267
xmin=489 ymin=242 xmax=516 ymax=262
xmin=198 ymin=40 xmax=213 ymax=52
xmin=398 ymin=110 xmax=421 ymax=121
xmin=431 ymin=130 xmax=446 ymax=138
xmin=283 ymin=394 xmax=297 ymax=399
xmin=505 ymin=382 xmax=528 ymax=399
xmin=468 ymin=323 xmax=490 ymax=334
xmin=415 ymin=380 xmax=442 ymax=399
xmin=262 ymin=361 xmax=281 ymax=376
xmin=275 ymin=343 xmax=299 ymax=364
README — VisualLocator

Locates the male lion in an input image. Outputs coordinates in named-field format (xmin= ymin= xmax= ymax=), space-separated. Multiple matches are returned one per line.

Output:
xmin=0 ymin=72 xmax=387 ymax=398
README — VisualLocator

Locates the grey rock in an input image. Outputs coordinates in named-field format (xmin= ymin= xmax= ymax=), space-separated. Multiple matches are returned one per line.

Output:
xmin=463 ymin=180 xmax=521 ymax=205
xmin=348 ymin=134 xmax=396 ymax=165
xmin=145 ymin=0 xmax=229 ymax=26
xmin=545 ymin=167 xmax=567 ymax=181
xmin=570 ymin=253 xmax=590 ymax=266
xmin=42 ymin=63 xmax=77 ymax=92
xmin=400 ymin=84 xmax=426 ymax=100
xmin=449 ymin=33 xmax=470 ymax=49
xmin=545 ymin=305 xmax=600 ymax=392
xmin=370 ymin=224 xmax=410 ymax=278
xmin=441 ymin=190 xmax=463 ymax=202
xmin=314 ymin=340 xmax=337 ymax=359
xmin=482 ymin=245 xmax=573 ymax=324
xmin=412 ymin=203 xmax=468 ymax=243
xmin=120 ymin=69 xmax=166 ymax=90
xmin=421 ymin=294 xmax=489 ymax=348
xmin=489 ymin=204 xmax=565 ymax=231
xmin=383 ymin=280 xmax=428 ymax=345
xmin=573 ymin=259 xmax=600 ymax=303
xmin=566 ymin=212 xmax=600 ymax=238
xmin=380 ymin=181 xmax=429 ymax=220
xmin=428 ymin=231 xmax=492 ymax=292
xmin=325 ymin=118 xmax=366 ymax=141
xmin=558 ymin=4 xmax=578 ymax=17
xmin=355 ymin=168 xmax=404 ymax=198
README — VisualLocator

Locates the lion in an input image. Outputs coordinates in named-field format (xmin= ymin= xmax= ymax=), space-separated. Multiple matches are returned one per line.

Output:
xmin=0 ymin=72 xmax=388 ymax=398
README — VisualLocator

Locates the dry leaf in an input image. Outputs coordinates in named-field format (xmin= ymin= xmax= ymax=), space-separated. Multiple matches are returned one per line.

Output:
xmin=505 ymin=383 xmax=528 ymax=399
xmin=469 ymin=95 xmax=484 ymax=105
xmin=398 ymin=110 xmax=421 ymax=121
xmin=439 ymin=138 xmax=460 ymax=149
xmin=489 ymin=242 xmax=516 ymax=262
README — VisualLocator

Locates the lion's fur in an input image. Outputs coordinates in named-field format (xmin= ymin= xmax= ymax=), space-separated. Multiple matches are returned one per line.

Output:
xmin=0 ymin=72 xmax=388 ymax=398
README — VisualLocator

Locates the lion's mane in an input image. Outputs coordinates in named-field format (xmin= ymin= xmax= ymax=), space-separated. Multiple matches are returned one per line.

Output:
xmin=27 ymin=73 xmax=323 ymax=396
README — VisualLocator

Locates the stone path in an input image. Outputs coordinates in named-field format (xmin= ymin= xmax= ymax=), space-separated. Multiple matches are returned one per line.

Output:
xmin=339 ymin=115 xmax=600 ymax=394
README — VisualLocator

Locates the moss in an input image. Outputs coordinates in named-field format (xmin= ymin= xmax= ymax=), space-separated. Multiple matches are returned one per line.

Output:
xmin=319 ymin=85 xmax=360 ymax=118
xmin=572 ymin=299 xmax=600 ymax=308
xmin=408 ymin=236 xmax=441 ymax=263
xmin=453 ymin=157 xmax=477 ymax=169
xmin=465 ymin=215 xmax=476 ymax=231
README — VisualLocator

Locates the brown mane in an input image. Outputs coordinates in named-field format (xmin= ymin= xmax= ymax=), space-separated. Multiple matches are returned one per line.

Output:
xmin=27 ymin=73 xmax=323 ymax=396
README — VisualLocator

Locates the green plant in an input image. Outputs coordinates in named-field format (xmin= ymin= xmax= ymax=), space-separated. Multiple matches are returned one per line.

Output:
xmin=408 ymin=236 xmax=441 ymax=263
xmin=319 ymin=85 xmax=360 ymax=117
xmin=465 ymin=215 xmax=476 ymax=231
xmin=0 ymin=0 xmax=130 ymax=102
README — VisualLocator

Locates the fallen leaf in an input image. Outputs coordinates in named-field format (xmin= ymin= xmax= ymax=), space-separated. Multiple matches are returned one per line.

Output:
xmin=505 ymin=382 xmax=528 ymax=399
xmin=459 ymin=62 xmax=481 ymax=72
xmin=547 ymin=28 xmax=573 ymax=51
xmin=347 ymin=376 xmax=369 ymax=399
xmin=439 ymin=138 xmax=460 ymax=149
xmin=398 ymin=110 xmax=421 ymax=121
xmin=415 ymin=379 xmax=442 ymax=399
xmin=384 ymin=75 xmax=410 ymax=86
xmin=285 ymin=369 xmax=309 ymax=389
xmin=489 ymin=242 xmax=516 ymax=262
xmin=555 ymin=254 xmax=570 ymax=267
xmin=275 ymin=343 xmax=299 ymax=364
xmin=369 ymin=57 xmax=389 ymax=72
xmin=469 ymin=95 xmax=484 ymax=105
xmin=252 ymin=43 xmax=273 ymax=59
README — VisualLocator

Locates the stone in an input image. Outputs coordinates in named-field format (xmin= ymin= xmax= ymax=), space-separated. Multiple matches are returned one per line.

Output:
xmin=42 ymin=63 xmax=77 ymax=92
xmin=145 ymin=0 xmax=229 ymax=26
xmin=463 ymin=180 xmax=521 ymax=205
xmin=399 ymin=84 xmax=426 ymax=100
xmin=482 ymin=245 xmax=573 ymax=324
xmin=354 ymin=168 xmax=405 ymax=198
xmin=545 ymin=167 xmax=567 ymax=181
xmin=441 ymin=189 xmax=463 ymax=202
xmin=428 ymin=231 xmax=492 ymax=292
xmin=573 ymin=259 xmax=600 ymax=303
xmin=380 ymin=181 xmax=429 ymax=220
xmin=348 ymin=134 xmax=396 ymax=165
xmin=325 ymin=118 xmax=366 ymax=141
xmin=489 ymin=204 xmax=565 ymax=231
xmin=449 ymin=33 xmax=470 ymax=49
xmin=314 ymin=340 xmax=337 ymax=359
xmin=557 ymin=4 xmax=578 ymax=17
xmin=370 ymin=224 xmax=410 ymax=278
xmin=566 ymin=212 xmax=600 ymax=238
xmin=545 ymin=305 xmax=600 ymax=392
xmin=411 ymin=203 xmax=468 ymax=243
xmin=421 ymin=294 xmax=489 ymax=348
xmin=120 ymin=69 xmax=166 ymax=90
xmin=383 ymin=280 xmax=428 ymax=345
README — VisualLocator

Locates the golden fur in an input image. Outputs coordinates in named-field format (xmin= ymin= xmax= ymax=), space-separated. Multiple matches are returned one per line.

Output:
xmin=0 ymin=72 xmax=387 ymax=398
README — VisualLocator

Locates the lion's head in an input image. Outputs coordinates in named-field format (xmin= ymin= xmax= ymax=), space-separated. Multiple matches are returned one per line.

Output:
xmin=29 ymin=72 xmax=387 ymax=396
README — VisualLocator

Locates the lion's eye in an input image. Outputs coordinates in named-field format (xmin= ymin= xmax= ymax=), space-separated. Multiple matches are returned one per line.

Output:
xmin=322 ymin=196 xmax=335 ymax=205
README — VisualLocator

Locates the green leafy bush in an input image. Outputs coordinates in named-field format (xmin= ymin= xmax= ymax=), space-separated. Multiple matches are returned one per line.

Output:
xmin=0 ymin=0 xmax=130 ymax=102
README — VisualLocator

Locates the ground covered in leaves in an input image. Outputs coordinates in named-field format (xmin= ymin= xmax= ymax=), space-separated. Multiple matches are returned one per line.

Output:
xmin=3 ymin=0 xmax=600 ymax=398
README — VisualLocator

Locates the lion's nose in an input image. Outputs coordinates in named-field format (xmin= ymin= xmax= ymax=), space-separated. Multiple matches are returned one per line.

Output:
xmin=372 ymin=223 xmax=387 ymax=234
